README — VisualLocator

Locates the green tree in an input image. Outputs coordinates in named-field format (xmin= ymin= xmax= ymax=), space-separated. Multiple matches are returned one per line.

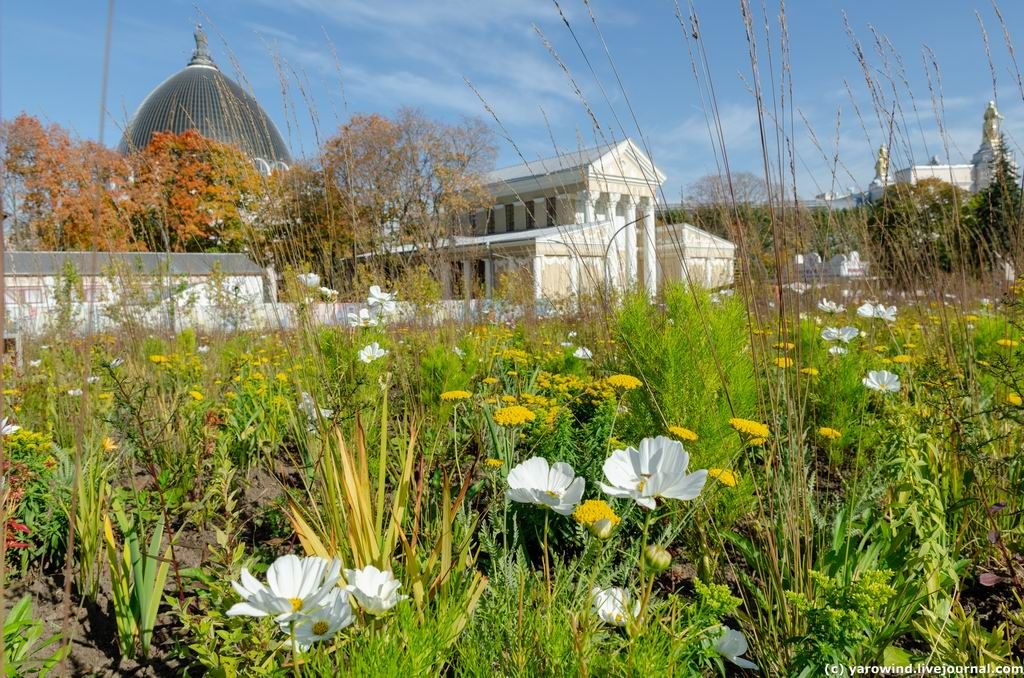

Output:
xmin=968 ymin=134 xmax=1022 ymax=269
xmin=868 ymin=177 xmax=968 ymax=278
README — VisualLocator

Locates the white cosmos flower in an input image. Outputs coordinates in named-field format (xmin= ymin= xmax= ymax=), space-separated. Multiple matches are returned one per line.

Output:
xmin=343 ymin=565 xmax=408 ymax=615
xmin=86 ymin=376 xmax=100 ymax=385
xmin=857 ymin=302 xmax=896 ymax=322
xmin=598 ymin=436 xmax=708 ymax=510
xmin=828 ymin=346 xmax=848 ymax=356
xmin=787 ymin=282 xmax=810 ymax=294
xmin=0 ymin=418 xmax=20 ymax=436
xmin=197 ymin=345 xmax=209 ymax=354
xmin=821 ymin=326 xmax=859 ymax=343
xmin=297 ymin=272 xmax=321 ymax=288
xmin=713 ymin=626 xmax=758 ymax=670
xmin=452 ymin=346 xmax=465 ymax=358
xmin=506 ymin=457 xmax=585 ymax=515
xmin=227 ymin=554 xmax=341 ymax=623
xmin=591 ymin=587 xmax=639 ymax=627
xmin=319 ymin=286 xmax=339 ymax=300
xmin=863 ymin=370 xmax=901 ymax=393
xmin=367 ymin=286 xmax=397 ymax=314
xmin=28 ymin=359 xmax=42 ymax=368
xmin=109 ymin=357 xmax=125 ymax=367
xmin=817 ymin=299 xmax=844 ymax=314
xmin=290 ymin=589 xmax=355 ymax=650
xmin=348 ymin=308 xmax=378 ymax=328
xmin=573 ymin=347 xmax=593 ymax=360
xmin=358 ymin=342 xmax=388 ymax=363
xmin=67 ymin=389 xmax=83 ymax=397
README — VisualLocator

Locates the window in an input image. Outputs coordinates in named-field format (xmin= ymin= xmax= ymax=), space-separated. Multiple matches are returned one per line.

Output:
xmin=469 ymin=211 xmax=478 ymax=233
xmin=505 ymin=204 xmax=515 ymax=231
xmin=526 ymin=201 xmax=535 ymax=230
xmin=487 ymin=208 xmax=496 ymax=234
xmin=546 ymin=196 xmax=558 ymax=225
xmin=21 ymin=289 xmax=43 ymax=305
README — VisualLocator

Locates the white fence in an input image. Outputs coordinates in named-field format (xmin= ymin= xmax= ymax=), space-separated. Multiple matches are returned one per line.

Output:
xmin=7 ymin=298 xmax=532 ymax=337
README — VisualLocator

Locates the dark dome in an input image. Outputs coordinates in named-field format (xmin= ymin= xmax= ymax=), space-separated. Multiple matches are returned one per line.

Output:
xmin=119 ymin=26 xmax=291 ymax=166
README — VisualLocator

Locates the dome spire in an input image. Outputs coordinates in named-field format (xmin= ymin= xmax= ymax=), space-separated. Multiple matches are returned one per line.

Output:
xmin=188 ymin=24 xmax=216 ymax=68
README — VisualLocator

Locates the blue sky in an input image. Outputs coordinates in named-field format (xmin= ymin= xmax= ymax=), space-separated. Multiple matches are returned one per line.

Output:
xmin=4 ymin=0 xmax=1024 ymax=199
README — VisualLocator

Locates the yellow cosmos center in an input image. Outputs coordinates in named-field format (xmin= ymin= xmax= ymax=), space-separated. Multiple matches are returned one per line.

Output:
xmin=544 ymin=490 xmax=561 ymax=499
xmin=289 ymin=598 xmax=304 ymax=612
xmin=312 ymin=620 xmax=329 ymax=635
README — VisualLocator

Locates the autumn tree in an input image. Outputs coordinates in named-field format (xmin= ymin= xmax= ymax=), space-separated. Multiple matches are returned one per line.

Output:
xmin=320 ymin=109 xmax=495 ymax=291
xmin=127 ymin=129 xmax=266 ymax=253
xmin=1 ymin=113 xmax=134 ymax=250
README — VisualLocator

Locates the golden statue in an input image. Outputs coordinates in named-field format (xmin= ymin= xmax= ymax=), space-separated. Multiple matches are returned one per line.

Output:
xmin=874 ymin=144 xmax=889 ymax=181
xmin=983 ymin=101 xmax=1003 ymax=144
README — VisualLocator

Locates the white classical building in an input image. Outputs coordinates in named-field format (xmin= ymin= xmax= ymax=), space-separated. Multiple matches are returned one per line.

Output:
xmin=417 ymin=139 xmax=735 ymax=300
xmin=867 ymin=101 xmax=1010 ymax=200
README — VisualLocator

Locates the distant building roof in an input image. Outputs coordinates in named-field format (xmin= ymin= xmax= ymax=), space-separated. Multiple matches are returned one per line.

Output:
xmin=486 ymin=142 xmax=621 ymax=184
xmin=5 ymin=251 xmax=264 ymax=277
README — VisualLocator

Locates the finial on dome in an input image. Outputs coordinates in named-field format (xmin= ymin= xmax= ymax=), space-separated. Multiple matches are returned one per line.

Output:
xmin=189 ymin=23 xmax=216 ymax=68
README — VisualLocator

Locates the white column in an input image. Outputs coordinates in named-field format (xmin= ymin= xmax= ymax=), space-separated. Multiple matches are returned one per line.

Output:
xmin=577 ymin=190 xmax=595 ymax=224
xmin=484 ymin=259 xmax=493 ymax=299
xmin=511 ymin=202 xmax=524 ymax=232
xmin=606 ymin=192 xmax=624 ymax=289
xmin=533 ymin=255 xmax=544 ymax=300
xmin=621 ymin=196 xmax=637 ymax=286
xmin=642 ymin=199 xmax=657 ymax=297
xmin=533 ymin=198 xmax=546 ymax=229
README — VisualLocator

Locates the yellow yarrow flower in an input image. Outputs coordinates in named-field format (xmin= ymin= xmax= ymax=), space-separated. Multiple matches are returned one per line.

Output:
xmin=800 ymin=367 xmax=819 ymax=376
xmin=748 ymin=437 xmax=768 ymax=446
xmin=189 ymin=390 xmax=205 ymax=402
xmin=485 ymin=458 xmax=504 ymax=468
xmin=773 ymin=342 xmax=796 ymax=351
xmin=573 ymin=499 xmax=621 ymax=527
xmin=493 ymin=405 xmax=536 ymax=427
xmin=482 ymin=377 xmax=499 ymax=385
xmin=668 ymin=425 xmax=698 ymax=442
xmin=440 ymin=390 xmax=472 ymax=401
xmin=773 ymin=357 xmax=794 ymax=368
xmin=102 ymin=437 xmax=118 ymax=452
xmin=891 ymin=355 xmax=912 ymax=364
xmin=996 ymin=338 xmax=1019 ymax=348
xmin=607 ymin=374 xmax=642 ymax=390
xmin=1008 ymin=393 xmax=1023 ymax=407
xmin=817 ymin=427 xmax=842 ymax=440
xmin=729 ymin=418 xmax=770 ymax=438
xmin=708 ymin=468 xmax=737 ymax=487
xmin=148 ymin=354 xmax=168 ymax=364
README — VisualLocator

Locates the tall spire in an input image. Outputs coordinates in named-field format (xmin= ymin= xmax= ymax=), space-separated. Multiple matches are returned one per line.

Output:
xmin=188 ymin=24 xmax=216 ymax=68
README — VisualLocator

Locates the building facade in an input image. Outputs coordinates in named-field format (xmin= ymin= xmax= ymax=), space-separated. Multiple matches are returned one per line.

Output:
xmin=407 ymin=139 xmax=735 ymax=300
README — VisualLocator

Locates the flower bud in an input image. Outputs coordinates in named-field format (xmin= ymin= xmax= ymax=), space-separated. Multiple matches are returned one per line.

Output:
xmin=588 ymin=518 xmax=615 ymax=540
xmin=643 ymin=545 xmax=672 ymax=573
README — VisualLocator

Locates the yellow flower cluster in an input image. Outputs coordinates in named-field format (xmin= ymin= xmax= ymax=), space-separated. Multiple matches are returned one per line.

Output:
xmin=573 ymin=499 xmax=620 ymax=527
xmin=440 ymin=390 xmax=472 ymax=402
xmin=606 ymin=374 xmax=642 ymax=390
xmin=996 ymin=338 xmax=1019 ymax=348
xmin=493 ymin=405 xmax=536 ymax=427
xmin=890 ymin=355 xmax=912 ymax=364
xmin=482 ymin=377 xmax=499 ymax=385
xmin=729 ymin=418 xmax=770 ymax=439
xmin=800 ymin=367 xmax=819 ymax=376
xmin=1008 ymin=393 xmax=1023 ymax=406
xmin=499 ymin=348 xmax=531 ymax=363
xmin=668 ymin=426 xmax=698 ymax=442
xmin=708 ymin=468 xmax=737 ymax=487
xmin=773 ymin=357 xmax=794 ymax=368
xmin=485 ymin=458 xmax=504 ymax=468
xmin=817 ymin=427 xmax=842 ymax=440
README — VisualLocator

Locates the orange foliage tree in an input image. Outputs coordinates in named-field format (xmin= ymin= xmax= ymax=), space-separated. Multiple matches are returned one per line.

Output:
xmin=1 ymin=113 xmax=134 ymax=250
xmin=128 ymin=130 xmax=266 ymax=253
